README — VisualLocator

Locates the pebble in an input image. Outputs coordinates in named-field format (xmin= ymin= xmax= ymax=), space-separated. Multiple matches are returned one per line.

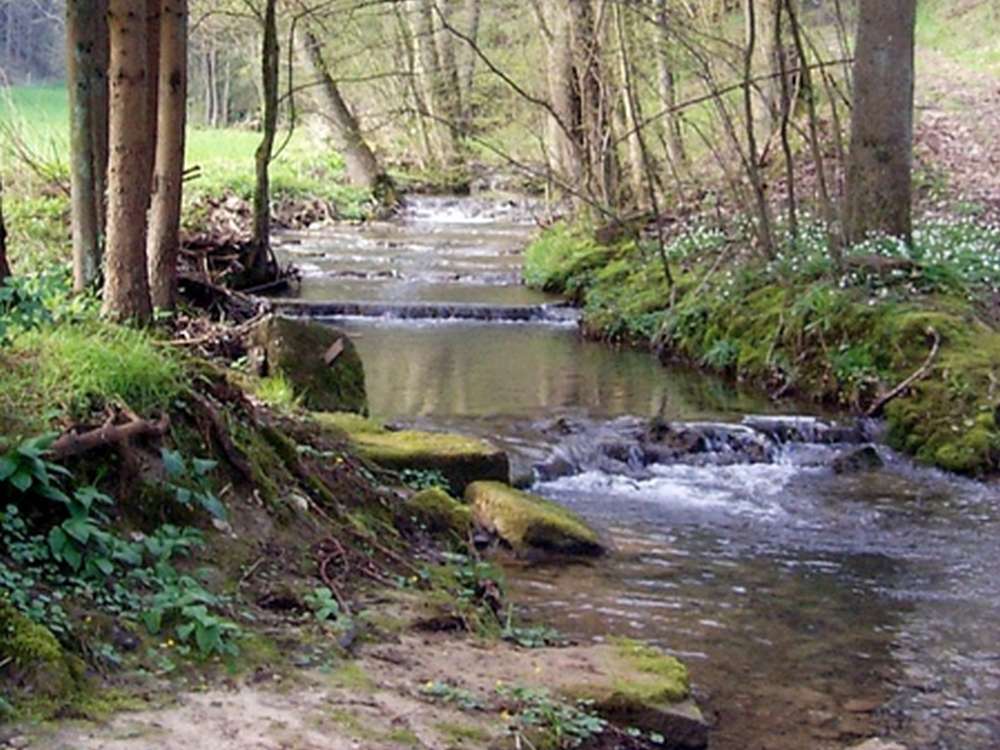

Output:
xmin=845 ymin=739 xmax=907 ymax=750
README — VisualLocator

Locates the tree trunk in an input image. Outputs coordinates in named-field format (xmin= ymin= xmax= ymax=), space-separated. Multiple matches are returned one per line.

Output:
xmin=103 ymin=0 xmax=152 ymax=323
xmin=0 ymin=178 xmax=9 ymax=283
xmin=458 ymin=0 xmax=481 ymax=125
xmin=411 ymin=0 xmax=461 ymax=166
xmin=300 ymin=29 xmax=385 ymax=193
xmin=250 ymin=0 xmax=278 ymax=279
xmin=66 ymin=0 xmax=102 ymax=291
xmin=145 ymin=0 xmax=161 ymax=193
xmin=147 ymin=0 xmax=187 ymax=310
xmin=845 ymin=0 xmax=916 ymax=245
xmin=91 ymin=0 xmax=110 ymax=241
xmin=655 ymin=0 xmax=685 ymax=168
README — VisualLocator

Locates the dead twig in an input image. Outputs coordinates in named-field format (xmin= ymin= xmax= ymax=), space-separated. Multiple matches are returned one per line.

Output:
xmin=866 ymin=327 xmax=942 ymax=417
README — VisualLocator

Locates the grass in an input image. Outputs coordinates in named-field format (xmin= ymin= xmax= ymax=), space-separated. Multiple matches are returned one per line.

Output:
xmin=0 ymin=83 xmax=373 ymax=272
xmin=917 ymin=0 xmax=1000 ymax=74
xmin=0 ymin=319 xmax=189 ymax=435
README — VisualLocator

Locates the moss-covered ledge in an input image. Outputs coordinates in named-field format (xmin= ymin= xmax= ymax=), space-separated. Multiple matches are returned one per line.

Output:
xmin=1 ymin=599 xmax=83 ymax=710
xmin=465 ymin=481 xmax=605 ymax=557
xmin=314 ymin=412 xmax=510 ymax=493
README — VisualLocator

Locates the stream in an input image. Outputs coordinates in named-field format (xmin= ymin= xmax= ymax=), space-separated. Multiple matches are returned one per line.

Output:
xmin=275 ymin=196 xmax=1000 ymax=750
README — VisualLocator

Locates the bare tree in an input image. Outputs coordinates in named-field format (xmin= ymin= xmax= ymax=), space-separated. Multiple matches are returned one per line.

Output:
xmin=249 ymin=0 xmax=279 ymax=281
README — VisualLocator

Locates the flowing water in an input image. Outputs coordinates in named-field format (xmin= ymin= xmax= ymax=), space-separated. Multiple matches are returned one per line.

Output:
xmin=275 ymin=197 xmax=1000 ymax=750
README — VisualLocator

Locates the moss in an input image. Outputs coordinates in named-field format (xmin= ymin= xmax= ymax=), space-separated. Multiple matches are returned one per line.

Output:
xmin=434 ymin=720 xmax=493 ymax=745
xmin=611 ymin=638 xmax=690 ymax=704
xmin=0 ymin=599 xmax=81 ymax=703
xmin=249 ymin=316 xmax=367 ymax=414
xmin=407 ymin=488 xmax=474 ymax=537
xmin=464 ymin=481 xmax=604 ymax=557
xmin=315 ymin=412 xmax=510 ymax=493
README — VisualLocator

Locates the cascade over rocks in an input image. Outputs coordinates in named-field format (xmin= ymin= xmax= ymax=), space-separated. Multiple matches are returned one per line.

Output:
xmin=534 ymin=415 xmax=884 ymax=482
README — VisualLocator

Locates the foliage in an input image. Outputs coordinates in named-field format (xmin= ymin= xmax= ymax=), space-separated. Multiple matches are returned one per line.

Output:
xmin=303 ymin=587 xmax=341 ymax=624
xmin=420 ymin=680 xmax=486 ymax=711
xmin=497 ymin=685 xmax=607 ymax=749
xmin=0 ymin=437 xmax=241 ymax=669
xmin=400 ymin=467 xmax=450 ymax=492
xmin=161 ymin=449 xmax=227 ymax=521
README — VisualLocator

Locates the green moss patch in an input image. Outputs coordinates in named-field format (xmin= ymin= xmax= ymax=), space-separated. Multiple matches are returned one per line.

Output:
xmin=464 ymin=481 xmax=604 ymax=557
xmin=406 ymin=488 xmax=474 ymax=537
xmin=316 ymin=413 xmax=510 ymax=493
xmin=0 ymin=599 xmax=81 ymax=704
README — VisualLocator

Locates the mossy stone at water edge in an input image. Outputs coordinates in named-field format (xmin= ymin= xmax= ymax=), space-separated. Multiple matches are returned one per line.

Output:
xmin=315 ymin=412 xmax=510 ymax=493
xmin=464 ymin=481 xmax=605 ymax=557
xmin=554 ymin=639 xmax=707 ymax=750
xmin=1 ymin=599 xmax=82 ymax=702
xmin=407 ymin=488 xmax=474 ymax=536
xmin=249 ymin=316 xmax=367 ymax=414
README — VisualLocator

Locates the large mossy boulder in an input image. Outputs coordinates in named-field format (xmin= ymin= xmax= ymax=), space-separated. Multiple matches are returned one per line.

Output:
xmin=464 ymin=481 xmax=604 ymax=557
xmin=0 ymin=599 xmax=82 ymax=705
xmin=315 ymin=413 xmax=509 ymax=493
xmin=556 ymin=639 xmax=708 ymax=750
xmin=249 ymin=316 xmax=367 ymax=414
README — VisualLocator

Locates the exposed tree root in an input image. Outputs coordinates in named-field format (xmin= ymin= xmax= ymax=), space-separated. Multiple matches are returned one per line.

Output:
xmin=50 ymin=411 xmax=171 ymax=459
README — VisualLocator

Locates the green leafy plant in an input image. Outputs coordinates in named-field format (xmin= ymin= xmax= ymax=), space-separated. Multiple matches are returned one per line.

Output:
xmin=303 ymin=587 xmax=341 ymax=623
xmin=497 ymin=685 xmax=607 ymax=749
xmin=161 ymin=449 xmax=227 ymax=520
xmin=420 ymin=681 xmax=486 ymax=711
xmin=400 ymin=468 xmax=451 ymax=492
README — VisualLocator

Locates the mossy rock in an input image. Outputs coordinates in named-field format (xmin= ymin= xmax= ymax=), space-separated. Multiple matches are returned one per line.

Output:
xmin=406 ymin=488 xmax=473 ymax=537
xmin=249 ymin=316 xmax=367 ymax=414
xmin=316 ymin=413 xmax=510 ymax=493
xmin=558 ymin=639 xmax=707 ymax=750
xmin=464 ymin=481 xmax=604 ymax=557
xmin=0 ymin=599 xmax=82 ymax=704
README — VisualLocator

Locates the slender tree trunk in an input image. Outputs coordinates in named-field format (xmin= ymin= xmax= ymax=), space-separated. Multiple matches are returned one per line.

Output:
xmin=145 ymin=0 xmax=161 ymax=193
xmin=0 ymin=178 xmax=9 ymax=283
xmin=67 ymin=0 xmax=102 ymax=291
xmin=845 ymin=0 xmax=916 ymax=245
xmin=103 ymin=0 xmax=152 ymax=323
xmin=92 ymin=0 xmax=110 ymax=241
xmin=147 ymin=0 xmax=187 ymax=310
xmin=458 ymin=0 xmax=481 ymax=124
xmin=300 ymin=29 xmax=385 ymax=192
xmin=411 ymin=0 xmax=460 ymax=166
xmin=655 ymin=0 xmax=685 ymax=167
xmin=250 ymin=0 xmax=278 ymax=279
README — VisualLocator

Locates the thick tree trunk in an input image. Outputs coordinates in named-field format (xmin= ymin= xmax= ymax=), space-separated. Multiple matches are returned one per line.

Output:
xmin=0 ymin=178 xmax=9 ymax=283
xmin=845 ymin=0 xmax=916 ymax=245
xmin=250 ymin=0 xmax=278 ymax=279
xmin=300 ymin=29 xmax=384 ymax=192
xmin=102 ymin=0 xmax=152 ymax=323
xmin=147 ymin=0 xmax=187 ymax=310
xmin=67 ymin=0 xmax=102 ymax=291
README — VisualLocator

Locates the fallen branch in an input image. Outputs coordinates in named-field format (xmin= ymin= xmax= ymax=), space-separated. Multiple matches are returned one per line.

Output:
xmin=50 ymin=413 xmax=171 ymax=460
xmin=866 ymin=327 xmax=941 ymax=418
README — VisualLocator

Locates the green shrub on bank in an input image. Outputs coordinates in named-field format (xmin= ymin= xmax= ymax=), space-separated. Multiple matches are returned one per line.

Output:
xmin=525 ymin=218 xmax=1000 ymax=475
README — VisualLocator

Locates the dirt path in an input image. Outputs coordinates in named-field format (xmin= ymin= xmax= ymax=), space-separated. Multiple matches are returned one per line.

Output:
xmin=915 ymin=49 xmax=1000 ymax=220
